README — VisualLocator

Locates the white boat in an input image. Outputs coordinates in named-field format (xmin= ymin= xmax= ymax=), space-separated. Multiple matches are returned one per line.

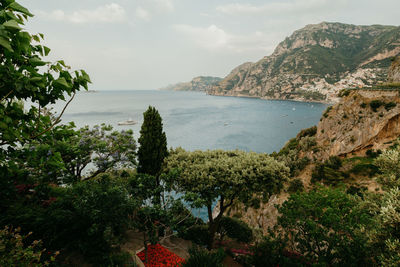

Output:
xmin=118 ymin=119 xmax=137 ymax=126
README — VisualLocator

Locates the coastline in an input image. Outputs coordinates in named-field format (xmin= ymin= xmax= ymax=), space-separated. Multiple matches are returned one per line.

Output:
xmin=206 ymin=91 xmax=336 ymax=105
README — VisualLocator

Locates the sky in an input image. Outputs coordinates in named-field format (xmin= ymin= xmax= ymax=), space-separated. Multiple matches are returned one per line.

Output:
xmin=19 ymin=0 xmax=400 ymax=90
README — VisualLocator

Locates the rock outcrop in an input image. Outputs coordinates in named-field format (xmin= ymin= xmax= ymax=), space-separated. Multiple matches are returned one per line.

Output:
xmin=315 ymin=89 xmax=400 ymax=159
xmin=388 ymin=56 xmax=400 ymax=83
xmin=209 ymin=22 xmax=400 ymax=103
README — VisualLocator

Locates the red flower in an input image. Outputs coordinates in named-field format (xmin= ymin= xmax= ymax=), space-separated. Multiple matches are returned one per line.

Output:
xmin=137 ymin=244 xmax=185 ymax=267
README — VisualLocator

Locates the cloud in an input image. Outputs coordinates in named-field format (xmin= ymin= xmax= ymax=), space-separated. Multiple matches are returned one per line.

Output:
xmin=37 ymin=3 xmax=126 ymax=24
xmin=153 ymin=0 xmax=174 ymax=12
xmin=173 ymin=24 xmax=277 ymax=53
xmin=216 ymin=0 xmax=346 ymax=16
xmin=135 ymin=6 xmax=151 ymax=21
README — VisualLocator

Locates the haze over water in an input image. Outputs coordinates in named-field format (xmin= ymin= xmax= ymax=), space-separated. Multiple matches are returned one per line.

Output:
xmin=55 ymin=90 xmax=327 ymax=153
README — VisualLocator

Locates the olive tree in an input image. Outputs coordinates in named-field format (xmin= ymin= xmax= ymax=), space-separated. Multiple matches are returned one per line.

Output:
xmin=164 ymin=148 xmax=289 ymax=249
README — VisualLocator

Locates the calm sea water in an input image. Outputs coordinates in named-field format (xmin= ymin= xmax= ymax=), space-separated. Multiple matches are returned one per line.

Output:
xmin=55 ymin=90 xmax=327 ymax=153
xmin=53 ymin=90 xmax=327 ymax=221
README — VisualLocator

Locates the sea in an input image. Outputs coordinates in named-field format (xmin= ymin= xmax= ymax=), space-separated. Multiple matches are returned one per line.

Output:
xmin=53 ymin=90 xmax=327 ymax=221
xmin=55 ymin=90 xmax=327 ymax=153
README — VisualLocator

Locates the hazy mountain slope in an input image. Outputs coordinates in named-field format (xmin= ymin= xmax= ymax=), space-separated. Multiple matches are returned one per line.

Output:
xmin=209 ymin=22 xmax=400 ymax=103
xmin=161 ymin=76 xmax=222 ymax=92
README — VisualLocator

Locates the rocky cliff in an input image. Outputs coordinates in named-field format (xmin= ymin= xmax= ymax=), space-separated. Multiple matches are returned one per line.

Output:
xmin=315 ymin=89 xmax=400 ymax=159
xmin=161 ymin=76 xmax=222 ymax=92
xmin=388 ymin=56 xmax=400 ymax=83
xmin=209 ymin=22 xmax=400 ymax=103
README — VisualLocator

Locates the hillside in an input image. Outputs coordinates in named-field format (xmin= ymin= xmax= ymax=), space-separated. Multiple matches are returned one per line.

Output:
xmin=225 ymin=87 xmax=400 ymax=234
xmin=209 ymin=22 xmax=400 ymax=103
xmin=161 ymin=76 xmax=222 ymax=92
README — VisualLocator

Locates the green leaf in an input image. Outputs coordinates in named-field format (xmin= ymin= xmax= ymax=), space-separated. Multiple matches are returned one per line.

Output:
xmin=7 ymin=2 xmax=34 ymax=17
xmin=0 ymin=36 xmax=13 ymax=52
xmin=81 ymin=70 xmax=92 ymax=83
xmin=3 ymin=20 xmax=21 ymax=30
xmin=43 ymin=46 xmax=50 ymax=56
xmin=30 ymin=77 xmax=42 ymax=82
xmin=29 ymin=57 xmax=46 ymax=66
xmin=53 ymin=77 xmax=71 ymax=89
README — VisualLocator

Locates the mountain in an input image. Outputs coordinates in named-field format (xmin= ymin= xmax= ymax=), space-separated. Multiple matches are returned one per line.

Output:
xmin=209 ymin=22 xmax=400 ymax=103
xmin=388 ymin=56 xmax=400 ymax=83
xmin=161 ymin=76 xmax=222 ymax=92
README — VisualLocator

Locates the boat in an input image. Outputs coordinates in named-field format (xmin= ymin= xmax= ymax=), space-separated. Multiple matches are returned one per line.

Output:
xmin=118 ymin=119 xmax=137 ymax=126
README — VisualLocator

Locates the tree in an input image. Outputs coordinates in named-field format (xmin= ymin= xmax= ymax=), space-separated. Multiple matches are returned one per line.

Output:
xmin=137 ymin=106 xmax=167 ymax=205
xmin=137 ymin=106 xmax=167 ymax=176
xmin=0 ymin=0 xmax=89 ymax=211
xmin=276 ymin=187 xmax=373 ymax=265
xmin=164 ymin=148 xmax=289 ymax=249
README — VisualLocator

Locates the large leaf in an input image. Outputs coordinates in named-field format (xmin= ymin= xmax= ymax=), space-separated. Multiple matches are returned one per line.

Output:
xmin=3 ymin=20 xmax=21 ymax=30
xmin=7 ymin=2 xmax=34 ymax=17
xmin=53 ymin=77 xmax=71 ymax=89
xmin=0 ymin=36 xmax=13 ymax=52
xmin=29 ymin=57 xmax=47 ymax=66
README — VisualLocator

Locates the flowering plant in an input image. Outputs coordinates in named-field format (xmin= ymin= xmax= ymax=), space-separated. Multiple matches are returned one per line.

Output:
xmin=137 ymin=244 xmax=185 ymax=267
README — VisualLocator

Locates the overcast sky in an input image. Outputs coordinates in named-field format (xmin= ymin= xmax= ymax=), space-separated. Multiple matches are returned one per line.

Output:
xmin=19 ymin=0 xmax=400 ymax=90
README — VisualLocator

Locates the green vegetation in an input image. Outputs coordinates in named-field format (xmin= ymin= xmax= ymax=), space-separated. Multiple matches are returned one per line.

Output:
xmin=370 ymin=100 xmax=384 ymax=112
xmin=323 ymin=106 xmax=333 ymax=118
xmin=217 ymin=216 xmax=253 ymax=243
xmin=137 ymin=106 xmax=167 ymax=204
xmin=138 ymin=106 xmax=167 ymax=176
xmin=0 ymin=226 xmax=57 ymax=266
xmin=164 ymin=148 xmax=289 ymax=249
xmin=288 ymin=178 xmax=304 ymax=193
xmin=182 ymin=247 xmax=225 ymax=267
xmin=2 ymin=2 xmax=400 ymax=266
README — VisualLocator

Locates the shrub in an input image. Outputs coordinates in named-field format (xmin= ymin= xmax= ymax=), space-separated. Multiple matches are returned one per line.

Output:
xmin=217 ymin=217 xmax=253 ymax=243
xmin=297 ymin=126 xmax=317 ymax=139
xmin=360 ymin=103 xmax=367 ymax=108
xmin=323 ymin=106 xmax=333 ymax=118
xmin=339 ymin=89 xmax=351 ymax=97
xmin=370 ymin=100 xmax=384 ymax=112
xmin=384 ymin=102 xmax=397 ymax=111
xmin=288 ymin=178 xmax=304 ymax=193
xmin=183 ymin=247 xmax=225 ymax=267
xmin=178 ymin=225 xmax=209 ymax=246
xmin=311 ymin=156 xmax=347 ymax=185
xmin=0 ymin=226 xmax=56 ymax=266
xmin=277 ymin=187 xmax=373 ymax=266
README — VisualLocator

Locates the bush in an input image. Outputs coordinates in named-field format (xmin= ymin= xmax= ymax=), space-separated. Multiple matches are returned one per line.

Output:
xmin=288 ymin=178 xmax=304 ymax=193
xmin=277 ymin=187 xmax=373 ymax=266
xmin=0 ymin=226 xmax=56 ymax=266
xmin=250 ymin=236 xmax=300 ymax=267
xmin=297 ymin=126 xmax=317 ymax=139
xmin=360 ymin=103 xmax=367 ymax=108
xmin=311 ymin=156 xmax=347 ymax=185
xmin=323 ymin=106 xmax=333 ymax=118
xmin=218 ymin=217 xmax=253 ymax=243
xmin=339 ymin=89 xmax=351 ymax=97
xmin=370 ymin=100 xmax=384 ymax=112
xmin=183 ymin=247 xmax=225 ymax=267
xmin=37 ymin=176 xmax=135 ymax=264
xmin=178 ymin=225 xmax=209 ymax=246
xmin=384 ymin=102 xmax=397 ymax=111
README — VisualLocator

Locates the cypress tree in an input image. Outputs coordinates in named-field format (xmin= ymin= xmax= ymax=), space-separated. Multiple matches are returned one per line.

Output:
xmin=137 ymin=106 xmax=168 ymax=177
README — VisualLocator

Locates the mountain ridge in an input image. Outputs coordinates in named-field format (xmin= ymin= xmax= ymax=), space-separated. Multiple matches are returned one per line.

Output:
xmin=208 ymin=22 xmax=400 ymax=103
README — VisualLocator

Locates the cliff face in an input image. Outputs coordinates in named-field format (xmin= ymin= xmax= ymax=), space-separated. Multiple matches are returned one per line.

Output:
xmin=209 ymin=22 xmax=400 ymax=103
xmin=388 ymin=56 xmax=400 ymax=83
xmin=161 ymin=76 xmax=222 ymax=92
xmin=315 ymin=90 xmax=400 ymax=158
